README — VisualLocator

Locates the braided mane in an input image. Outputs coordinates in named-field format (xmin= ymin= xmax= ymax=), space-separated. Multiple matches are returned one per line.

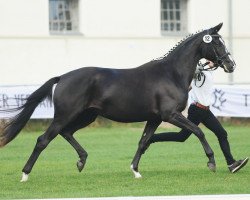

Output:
xmin=153 ymin=29 xmax=204 ymax=61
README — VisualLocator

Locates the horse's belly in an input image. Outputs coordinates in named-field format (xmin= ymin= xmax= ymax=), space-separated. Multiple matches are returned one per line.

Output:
xmin=98 ymin=103 xmax=159 ymax=123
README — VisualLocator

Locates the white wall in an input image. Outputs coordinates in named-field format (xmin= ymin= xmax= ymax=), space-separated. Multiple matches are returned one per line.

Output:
xmin=0 ymin=0 xmax=49 ymax=36
xmin=0 ymin=36 xmax=179 ymax=85
xmin=0 ymin=0 xmax=249 ymax=85
xmin=233 ymin=0 xmax=250 ymax=37
xmin=80 ymin=0 xmax=161 ymax=37
xmin=188 ymin=0 xmax=230 ymax=35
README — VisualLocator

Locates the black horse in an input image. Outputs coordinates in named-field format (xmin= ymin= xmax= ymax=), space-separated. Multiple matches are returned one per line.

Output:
xmin=0 ymin=23 xmax=235 ymax=182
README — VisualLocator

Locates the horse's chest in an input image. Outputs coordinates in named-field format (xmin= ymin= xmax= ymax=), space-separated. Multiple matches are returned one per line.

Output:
xmin=175 ymin=92 xmax=188 ymax=111
xmin=158 ymin=88 xmax=188 ymax=111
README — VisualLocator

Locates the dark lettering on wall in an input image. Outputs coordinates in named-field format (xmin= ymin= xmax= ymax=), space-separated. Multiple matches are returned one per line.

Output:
xmin=0 ymin=94 xmax=9 ymax=108
xmin=243 ymin=94 xmax=250 ymax=107
xmin=0 ymin=93 xmax=53 ymax=109
xmin=212 ymin=89 xmax=226 ymax=110
xmin=14 ymin=94 xmax=29 ymax=107
xmin=39 ymin=98 xmax=53 ymax=108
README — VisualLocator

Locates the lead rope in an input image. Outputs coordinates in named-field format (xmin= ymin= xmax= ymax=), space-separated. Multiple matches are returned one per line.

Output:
xmin=194 ymin=71 xmax=206 ymax=87
xmin=194 ymin=61 xmax=210 ymax=87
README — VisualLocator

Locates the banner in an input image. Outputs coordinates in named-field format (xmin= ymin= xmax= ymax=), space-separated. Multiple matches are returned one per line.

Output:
xmin=210 ymin=85 xmax=250 ymax=117
xmin=0 ymin=85 xmax=54 ymax=119
xmin=0 ymin=85 xmax=250 ymax=119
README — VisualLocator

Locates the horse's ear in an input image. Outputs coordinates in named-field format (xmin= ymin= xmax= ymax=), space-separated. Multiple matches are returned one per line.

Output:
xmin=210 ymin=23 xmax=223 ymax=34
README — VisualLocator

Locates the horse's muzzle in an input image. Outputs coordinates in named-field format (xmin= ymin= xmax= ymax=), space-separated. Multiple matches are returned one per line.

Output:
xmin=223 ymin=62 xmax=236 ymax=73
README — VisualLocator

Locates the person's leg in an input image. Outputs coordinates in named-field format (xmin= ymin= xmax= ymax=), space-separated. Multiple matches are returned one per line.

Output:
xmin=151 ymin=105 xmax=202 ymax=143
xmin=151 ymin=128 xmax=192 ymax=142
xmin=202 ymin=110 xmax=235 ymax=165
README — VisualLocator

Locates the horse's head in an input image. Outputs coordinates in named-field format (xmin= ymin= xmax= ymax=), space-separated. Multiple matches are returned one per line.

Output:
xmin=200 ymin=23 xmax=236 ymax=73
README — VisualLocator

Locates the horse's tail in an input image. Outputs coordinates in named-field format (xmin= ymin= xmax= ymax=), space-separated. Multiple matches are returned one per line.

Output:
xmin=0 ymin=77 xmax=60 ymax=147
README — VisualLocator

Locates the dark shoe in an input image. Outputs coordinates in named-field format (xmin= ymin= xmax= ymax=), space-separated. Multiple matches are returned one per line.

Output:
xmin=228 ymin=157 xmax=249 ymax=173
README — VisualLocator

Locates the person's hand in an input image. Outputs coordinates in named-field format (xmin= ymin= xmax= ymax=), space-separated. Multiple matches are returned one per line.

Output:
xmin=206 ymin=60 xmax=214 ymax=68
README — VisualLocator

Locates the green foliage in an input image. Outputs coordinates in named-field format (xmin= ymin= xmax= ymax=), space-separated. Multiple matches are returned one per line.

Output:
xmin=0 ymin=125 xmax=249 ymax=199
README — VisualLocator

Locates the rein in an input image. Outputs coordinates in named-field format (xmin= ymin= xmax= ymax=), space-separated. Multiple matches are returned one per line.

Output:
xmin=194 ymin=49 xmax=229 ymax=87
xmin=199 ymin=61 xmax=218 ymax=71
xmin=194 ymin=50 xmax=229 ymax=88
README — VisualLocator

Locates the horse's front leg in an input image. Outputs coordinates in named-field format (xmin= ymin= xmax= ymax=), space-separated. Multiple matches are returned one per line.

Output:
xmin=166 ymin=111 xmax=216 ymax=172
xmin=131 ymin=120 xmax=161 ymax=178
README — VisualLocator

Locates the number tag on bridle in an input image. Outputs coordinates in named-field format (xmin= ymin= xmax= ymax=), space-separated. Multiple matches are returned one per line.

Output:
xmin=203 ymin=35 xmax=213 ymax=43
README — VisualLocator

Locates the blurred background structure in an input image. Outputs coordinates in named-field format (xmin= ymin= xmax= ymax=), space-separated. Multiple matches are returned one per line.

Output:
xmin=0 ymin=0 xmax=250 ymax=85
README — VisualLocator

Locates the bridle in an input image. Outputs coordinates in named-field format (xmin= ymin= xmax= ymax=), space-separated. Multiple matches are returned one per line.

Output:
xmin=194 ymin=32 xmax=235 ymax=87
xmin=201 ymin=34 xmax=233 ymax=72
xmin=194 ymin=34 xmax=230 ymax=87
xmin=210 ymin=43 xmax=231 ymax=71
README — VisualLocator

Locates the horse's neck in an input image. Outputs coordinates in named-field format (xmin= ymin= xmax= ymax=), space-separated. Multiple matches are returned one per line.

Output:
xmin=166 ymin=38 xmax=202 ymax=88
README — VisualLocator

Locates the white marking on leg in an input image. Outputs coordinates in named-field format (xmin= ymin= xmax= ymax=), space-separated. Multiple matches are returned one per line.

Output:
xmin=20 ymin=172 xmax=29 ymax=182
xmin=130 ymin=164 xmax=142 ymax=178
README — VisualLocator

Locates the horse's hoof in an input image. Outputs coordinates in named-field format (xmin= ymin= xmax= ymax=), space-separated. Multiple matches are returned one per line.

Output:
xmin=130 ymin=164 xmax=142 ymax=178
xmin=207 ymin=162 xmax=216 ymax=172
xmin=133 ymin=171 xmax=142 ymax=178
xmin=77 ymin=160 xmax=85 ymax=172
xmin=20 ymin=172 xmax=29 ymax=182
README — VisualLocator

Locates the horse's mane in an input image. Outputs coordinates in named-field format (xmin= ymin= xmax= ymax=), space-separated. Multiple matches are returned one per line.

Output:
xmin=153 ymin=29 xmax=204 ymax=61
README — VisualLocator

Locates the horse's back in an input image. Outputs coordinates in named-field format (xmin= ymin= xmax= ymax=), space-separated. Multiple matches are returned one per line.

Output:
xmin=53 ymin=66 xmax=142 ymax=106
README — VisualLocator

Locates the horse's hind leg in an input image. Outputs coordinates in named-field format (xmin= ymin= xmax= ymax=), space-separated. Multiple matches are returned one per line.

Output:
xmin=131 ymin=120 xmax=161 ymax=178
xmin=60 ymin=110 xmax=97 ymax=172
xmin=21 ymin=120 xmax=63 ymax=182
xmin=167 ymin=112 xmax=216 ymax=172
xmin=62 ymin=134 xmax=88 ymax=172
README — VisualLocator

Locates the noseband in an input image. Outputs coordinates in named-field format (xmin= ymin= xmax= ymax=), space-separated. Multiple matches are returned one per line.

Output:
xmin=201 ymin=34 xmax=231 ymax=72
xmin=211 ymin=46 xmax=231 ymax=70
